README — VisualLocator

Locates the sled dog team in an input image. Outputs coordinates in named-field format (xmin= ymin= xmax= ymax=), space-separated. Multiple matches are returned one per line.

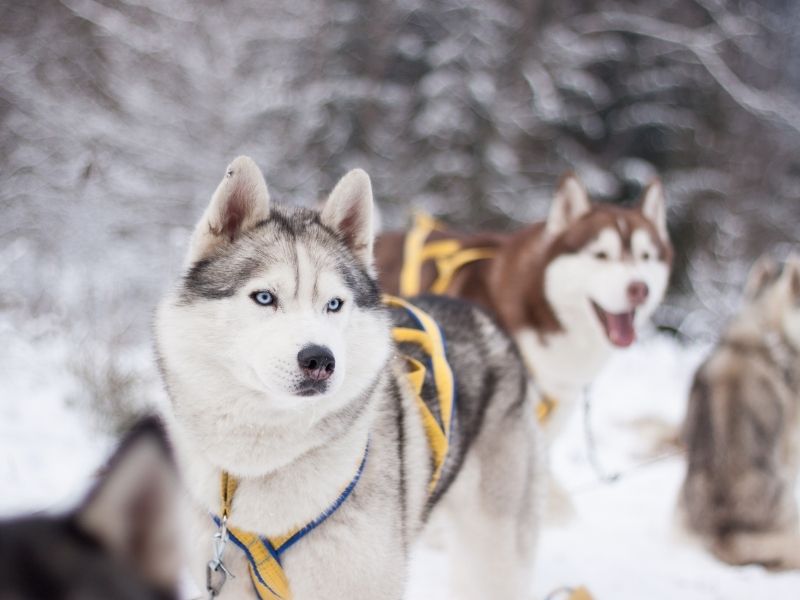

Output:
xmin=2 ymin=156 xmax=798 ymax=600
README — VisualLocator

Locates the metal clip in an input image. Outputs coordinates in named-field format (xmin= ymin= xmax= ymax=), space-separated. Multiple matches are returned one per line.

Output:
xmin=206 ymin=516 xmax=235 ymax=598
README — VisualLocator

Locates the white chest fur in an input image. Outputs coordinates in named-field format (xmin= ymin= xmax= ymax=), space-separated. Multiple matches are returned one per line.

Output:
xmin=515 ymin=326 xmax=610 ymax=443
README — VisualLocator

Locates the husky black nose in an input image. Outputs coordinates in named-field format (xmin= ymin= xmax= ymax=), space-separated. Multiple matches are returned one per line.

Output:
xmin=297 ymin=345 xmax=335 ymax=381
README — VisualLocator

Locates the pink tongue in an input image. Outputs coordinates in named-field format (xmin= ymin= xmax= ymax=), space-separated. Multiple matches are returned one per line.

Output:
xmin=606 ymin=312 xmax=636 ymax=347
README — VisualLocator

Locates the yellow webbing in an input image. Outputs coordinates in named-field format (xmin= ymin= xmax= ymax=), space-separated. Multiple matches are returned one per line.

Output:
xmin=569 ymin=586 xmax=595 ymax=600
xmin=218 ymin=447 xmax=367 ymax=600
xmin=536 ymin=394 xmax=559 ymax=423
xmin=400 ymin=212 xmax=439 ymax=297
xmin=429 ymin=247 xmax=497 ymax=294
xmin=219 ymin=473 xmax=292 ymax=600
xmin=220 ymin=471 xmax=237 ymax=518
xmin=227 ymin=525 xmax=292 ymax=600
xmin=399 ymin=212 xmax=496 ymax=297
xmin=384 ymin=294 xmax=455 ymax=494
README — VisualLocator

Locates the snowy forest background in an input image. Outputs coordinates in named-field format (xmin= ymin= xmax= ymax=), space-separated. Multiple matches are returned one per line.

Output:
xmin=3 ymin=2 xmax=800 ymax=596
xmin=2 ymin=0 xmax=800 ymax=429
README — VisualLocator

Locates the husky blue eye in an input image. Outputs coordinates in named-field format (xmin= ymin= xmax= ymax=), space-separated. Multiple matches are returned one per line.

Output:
xmin=327 ymin=297 xmax=343 ymax=313
xmin=252 ymin=291 xmax=275 ymax=306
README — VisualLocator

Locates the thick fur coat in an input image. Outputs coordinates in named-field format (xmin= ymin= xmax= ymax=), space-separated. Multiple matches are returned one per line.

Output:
xmin=156 ymin=157 xmax=541 ymax=599
xmin=680 ymin=256 xmax=800 ymax=569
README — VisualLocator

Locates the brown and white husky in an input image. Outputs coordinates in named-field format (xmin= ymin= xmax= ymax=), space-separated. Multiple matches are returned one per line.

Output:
xmin=375 ymin=174 xmax=673 ymax=445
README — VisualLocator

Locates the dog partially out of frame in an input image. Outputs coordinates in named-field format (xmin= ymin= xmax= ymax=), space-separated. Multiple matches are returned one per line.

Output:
xmin=156 ymin=157 xmax=541 ymax=600
xmin=0 ymin=417 xmax=182 ymax=599
xmin=375 ymin=174 xmax=673 ymax=446
xmin=680 ymin=255 xmax=800 ymax=569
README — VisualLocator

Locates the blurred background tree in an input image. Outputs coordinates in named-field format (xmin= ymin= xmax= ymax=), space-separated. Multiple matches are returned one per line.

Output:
xmin=1 ymin=0 xmax=799 ymax=426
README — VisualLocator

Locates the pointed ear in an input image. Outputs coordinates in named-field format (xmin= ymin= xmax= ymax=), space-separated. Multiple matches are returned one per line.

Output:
xmin=321 ymin=169 xmax=375 ymax=269
xmin=77 ymin=417 xmax=181 ymax=593
xmin=640 ymin=179 xmax=669 ymax=241
xmin=780 ymin=254 xmax=800 ymax=302
xmin=187 ymin=156 xmax=270 ymax=264
xmin=546 ymin=172 xmax=590 ymax=236
xmin=744 ymin=255 xmax=778 ymax=300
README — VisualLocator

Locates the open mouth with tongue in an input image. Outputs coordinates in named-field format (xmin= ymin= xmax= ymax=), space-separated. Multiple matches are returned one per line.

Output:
xmin=591 ymin=301 xmax=637 ymax=348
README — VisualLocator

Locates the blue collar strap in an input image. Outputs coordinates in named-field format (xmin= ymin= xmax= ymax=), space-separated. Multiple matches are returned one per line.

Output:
xmin=212 ymin=441 xmax=369 ymax=600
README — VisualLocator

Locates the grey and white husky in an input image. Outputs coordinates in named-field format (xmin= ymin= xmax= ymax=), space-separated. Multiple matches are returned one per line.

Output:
xmin=0 ymin=417 xmax=182 ymax=599
xmin=156 ymin=157 xmax=541 ymax=599
xmin=680 ymin=255 xmax=800 ymax=569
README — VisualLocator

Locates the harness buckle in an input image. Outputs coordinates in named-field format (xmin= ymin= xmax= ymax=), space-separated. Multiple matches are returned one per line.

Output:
xmin=206 ymin=516 xmax=235 ymax=598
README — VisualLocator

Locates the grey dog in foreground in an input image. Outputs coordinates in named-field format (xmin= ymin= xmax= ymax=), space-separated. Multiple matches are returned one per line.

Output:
xmin=156 ymin=157 xmax=542 ymax=599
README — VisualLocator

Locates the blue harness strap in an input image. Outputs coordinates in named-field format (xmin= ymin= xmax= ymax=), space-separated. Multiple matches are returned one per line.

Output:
xmin=270 ymin=444 xmax=368 ymax=557
xmin=212 ymin=442 xmax=369 ymax=600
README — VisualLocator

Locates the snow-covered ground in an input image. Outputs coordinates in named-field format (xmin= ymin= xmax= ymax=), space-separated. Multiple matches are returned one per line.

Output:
xmin=0 ymin=317 xmax=112 ymax=515
xmin=2 ymin=325 xmax=799 ymax=598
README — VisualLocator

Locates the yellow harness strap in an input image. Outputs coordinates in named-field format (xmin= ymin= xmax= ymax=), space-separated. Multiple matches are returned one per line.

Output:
xmin=398 ymin=213 xmax=560 ymax=427
xmin=536 ymin=394 xmax=559 ymax=423
xmin=569 ymin=586 xmax=595 ymax=600
xmin=384 ymin=294 xmax=455 ymax=494
xmin=224 ymin=520 xmax=292 ymax=600
xmin=216 ymin=446 xmax=368 ymax=600
xmin=399 ymin=212 xmax=496 ymax=297
xmin=399 ymin=212 xmax=438 ymax=297
xmin=220 ymin=471 xmax=237 ymax=519
xmin=215 ymin=472 xmax=298 ymax=600
xmin=396 ymin=212 xmax=558 ymax=426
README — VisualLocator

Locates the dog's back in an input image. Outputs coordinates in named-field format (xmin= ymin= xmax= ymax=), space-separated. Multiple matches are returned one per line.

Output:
xmin=682 ymin=345 xmax=791 ymax=534
xmin=0 ymin=418 xmax=182 ymax=599
xmin=387 ymin=293 xmax=538 ymax=506
xmin=680 ymin=256 xmax=800 ymax=569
